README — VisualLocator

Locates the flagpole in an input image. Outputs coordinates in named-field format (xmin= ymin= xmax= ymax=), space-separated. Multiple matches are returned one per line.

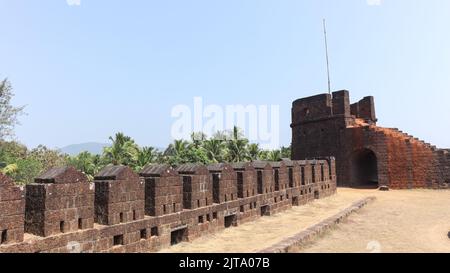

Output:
xmin=323 ymin=19 xmax=331 ymax=95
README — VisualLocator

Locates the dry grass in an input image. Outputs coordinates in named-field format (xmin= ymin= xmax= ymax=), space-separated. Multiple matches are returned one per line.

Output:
xmin=296 ymin=188 xmax=450 ymax=253
xmin=160 ymin=191 xmax=368 ymax=253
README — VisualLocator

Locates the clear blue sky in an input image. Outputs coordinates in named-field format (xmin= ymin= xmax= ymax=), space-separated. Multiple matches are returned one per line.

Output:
xmin=1 ymin=0 xmax=450 ymax=149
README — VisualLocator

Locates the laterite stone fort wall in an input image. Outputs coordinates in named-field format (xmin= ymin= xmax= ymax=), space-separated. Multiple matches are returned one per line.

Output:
xmin=292 ymin=90 xmax=449 ymax=189
xmin=0 ymin=159 xmax=336 ymax=253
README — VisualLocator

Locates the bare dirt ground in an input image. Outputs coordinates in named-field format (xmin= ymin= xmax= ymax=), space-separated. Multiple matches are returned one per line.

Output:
xmin=160 ymin=190 xmax=369 ymax=253
xmin=162 ymin=188 xmax=450 ymax=253
xmin=294 ymin=188 xmax=450 ymax=253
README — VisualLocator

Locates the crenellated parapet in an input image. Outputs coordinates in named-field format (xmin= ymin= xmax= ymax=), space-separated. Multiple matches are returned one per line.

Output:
xmin=0 ymin=158 xmax=336 ymax=253
xmin=0 ymin=174 xmax=25 ymax=245
xmin=94 ymin=165 xmax=145 ymax=225
xmin=25 ymin=167 xmax=94 ymax=237
xmin=292 ymin=90 xmax=449 ymax=189
xmin=176 ymin=164 xmax=212 ymax=209
xmin=139 ymin=164 xmax=182 ymax=216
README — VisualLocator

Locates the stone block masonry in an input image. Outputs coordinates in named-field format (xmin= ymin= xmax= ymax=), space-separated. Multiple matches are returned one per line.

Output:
xmin=176 ymin=164 xmax=213 ymax=210
xmin=94 ymin=165 xmax=145 ymax=226
xmin=25 ymin=167 xmax=94 ymax=237
xmin=139 ymin=164 xmax=183 ymax=217
xmin=292 ymin=90 xmax=450 ymax=189
xmin=0 ymin=159 xmax=336 ymax=253
xmin=0 ymin=174 xmax=25 ymax=245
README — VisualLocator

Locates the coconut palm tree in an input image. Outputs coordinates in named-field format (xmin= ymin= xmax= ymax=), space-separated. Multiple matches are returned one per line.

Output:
xmin=202 ymin=139 xmax=225 ymax=163
xmin=165 ymin=140 xmax=189 ymax=157
xmin=103 ymin=132 xmax=139 ymax=166
xmin=247 ymin=143 xmax=261 ymax=160
xmin=280 ymin=146 xmax=291 ymax=159
xmin=191 ymin=132 xmax=207 ymax=148
xmin=136 ymin=146 xmax=160 ymax=170
xmin=226 ymin=126 xmax=249 ymax=162
xmin=266 ymin=150 xmax=282 ymax=162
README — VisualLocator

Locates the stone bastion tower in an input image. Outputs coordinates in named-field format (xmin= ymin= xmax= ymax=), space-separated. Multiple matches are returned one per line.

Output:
xmin=291 ymin=90 xmax=450 ymax=189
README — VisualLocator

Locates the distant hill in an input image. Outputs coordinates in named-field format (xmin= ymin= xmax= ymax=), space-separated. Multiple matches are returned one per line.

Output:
xmin=60 ymin=142 xmax=110 ymax=156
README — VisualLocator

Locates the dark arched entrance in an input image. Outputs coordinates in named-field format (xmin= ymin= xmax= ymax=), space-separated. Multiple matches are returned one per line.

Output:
xmin=350 ymin=149 xmax=379 ymax=188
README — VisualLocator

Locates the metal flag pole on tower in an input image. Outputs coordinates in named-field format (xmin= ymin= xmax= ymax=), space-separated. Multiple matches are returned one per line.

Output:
xmin=323 ymin=19 xmax=331 ymax=95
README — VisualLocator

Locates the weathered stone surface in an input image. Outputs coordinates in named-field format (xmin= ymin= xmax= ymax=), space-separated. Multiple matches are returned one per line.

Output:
xmin=0 ymin=174 xmax=25 ymax=245
xmin=292 ymin=90 xmax=449 ymax=189
xmin=25 ymin=167 xmax=94 ymax=237
xmin=0 ymin=158 xmax=337 ymax=252
xmin=94 ymin=165 xmax=145 ymax=226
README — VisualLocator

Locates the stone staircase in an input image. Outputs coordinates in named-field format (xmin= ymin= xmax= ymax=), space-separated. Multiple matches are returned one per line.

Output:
xmin=360 ymin=123 xmax=449 ymax=188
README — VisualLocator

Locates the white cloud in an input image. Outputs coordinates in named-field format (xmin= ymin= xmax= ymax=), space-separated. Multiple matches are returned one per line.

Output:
xmin=367 ymin=0 xmax=382 ymax=6
xmin=66 ymin=0 xmax=81 ymax=6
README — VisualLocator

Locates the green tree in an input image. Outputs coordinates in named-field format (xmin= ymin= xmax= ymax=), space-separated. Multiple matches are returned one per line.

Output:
xmin=225 ymin=126 xmax=249 ymax=162
xmin=191 ymin=132 xmax=207 ymax=148
xmin=202 ymin=138 xmax=226 ymax=163
xmin=0 ymin=141 xmax=57 ymax=185
xmin=0 ymin=79 xmax=25 ymax=140
xmin=29 ymin=145 xmax=66 ymax=169
xmin=247 ymin=143 xmax=261 ymax=161
xmin=66 ymin=151 xmax=104 ymax=181
xmin=135 ymin=146 xmax=160 ymax=170
xmin=164 ymin=140 xmax=188 ymax=157
xmin=0 ymin=141 xmax=27 ymax=163
xmin=266 ymin=150 xmax=282 ymax=161
xmin=280 ymin=146 xmax=291 ymax=159
xmin=9 ymin=158 xmax=43 ymax=185
xmin=103 ymin=132 xmax=139 ymax=166
xmin=163 ymin=139 xmax=211 ymax=165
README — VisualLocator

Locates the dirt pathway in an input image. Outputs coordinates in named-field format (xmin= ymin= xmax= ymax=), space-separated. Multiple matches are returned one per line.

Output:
xmin=160 ymin=189 xmax=367 ymax=253
xmin=295 ymin=188 xmax=450 ymax=253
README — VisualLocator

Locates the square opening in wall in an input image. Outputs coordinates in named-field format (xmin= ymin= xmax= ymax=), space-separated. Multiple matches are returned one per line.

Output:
xmin=151 ymin=227 xmax=159 ymax=237
xmin=212 ymin=173 xmax=220 ymax=203
xmin=60 ymin=221 xmax=65 ymax=233
xmin=140 ymin=229 xmax=147 ymax=239
xmin=198 ymin=215 xmax=204 ymax=224
xmin=261 ymin=205 xmax=270 ymax=217
xmin=113 ymin=234 xmax=124 ymax=246
xmin=1 ymin=230 xmax=7 ymax=244
xmin=171 ymin=228 xmax=187 ymax=246
xmin=207 ymin=214 xmax=211 ymax=222
xmin=237 ymin=172 xmax=244 ymax=198
xmin=78 ymin=218 xmax=83 ymax=230
xmin=240 ymin=205 xmax=244 ymax=213
xmin=213 ymin=212 xmax=217 ymax=219
xmin=257 ymin=171 xmax=263 ymax=194
xmin=120 ymin=212 xmax=124 ymax=223
xmin=288 ymin=168 xmax=294 ymax=187
xmin=224 ymin=215 xmax=237 ymax=228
